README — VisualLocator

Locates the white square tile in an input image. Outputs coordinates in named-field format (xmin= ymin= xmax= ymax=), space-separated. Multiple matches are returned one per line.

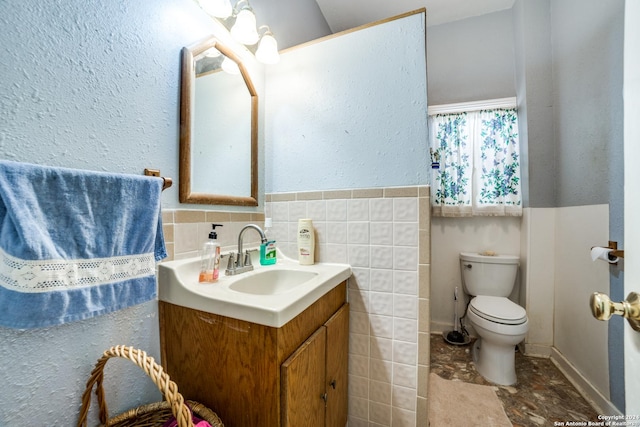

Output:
xmin=370 ymin=402 xmax=392 ymax=426
xmin=370 ymin=292 xmax=394 ymax=316
xmin=347 ymin=416 xmax=368 ymax=427
xmin=370 ymin=314 xmax=393 ymax=339
xmin=350 ymin=332 xmax=370 ymax=356
xmin=392 ymin=385 xmax=417 ymax=411
xmin=349 ymin=353 xmax=370 ymax=377
xmin=393 ymin=271 xmax=418 ymax=295
xmin=394 ymin=198 xmax=418 ymax=222
xmin=270 ymin=202 xmax=289 ymax=222
xmin=393 ymin=247 xmax=418 ymax=271
xmin=371 ymin=198 xmax=394 ymax=221
xmin=326 ymin=221 xmax=348 ymax=244
xmin=394 ymin=318 xmax=417 ymax=343
xmin=392 ymin=406 xmax=417 ymax=427
xmin=393 ymin=294 xmax=417 ymax=319
xmin=348 ymin=288 xmax=369 ymax=313
xmin=393 ymin=363 xmax=417 ymax=388
xmin=348 ymin=198 xmax=370 ymax=221
xmin=350 ymin=310 xmax=371 ymax=334
xmin=307 ymin=200 xmax=326 ymax=221
xmin=349 ymin=222 xmax=370 ymax=244
xmin=371 ymin=222 xmax=394 ymax=245
xmin=285 ymin=221 xmax=296 ymax=242
xmin=393 ymin=341 xmax=417 ymax=365
xmin=394 ymin=223 xmax=419 ymax=247
xmin=370 ymin=380 xmax=392 ymax=404
xmin=313 ymin=220 xmax=327 ymax=243
xmin=289 ymin=201 xmax=307 ymax=221
xmin=371 ymin=246 xmax=393 ymax=269
xmin=349 ymin=374 xmax=369 ymax=399
xmin=327 ymin=199 xmax=348 ymax=221
xmin=370 ymin=268 xmax=394 ymax=292
xmin=370 ymin=337 xmax=393 ymax=361
xmin=324 ymin=243 xmax=347 ymax=263
xmin=370 ymin=358 xmax=393 ymax=383
xmin=349 ymin=245 xmax=370 ymax=268
xmin=350 ymin=267 xmax=370 ymax=291
xmin=348 ymin=396 xmax=369 ymax=421
xmin=174 ymin=223 xmax=199 ymax=254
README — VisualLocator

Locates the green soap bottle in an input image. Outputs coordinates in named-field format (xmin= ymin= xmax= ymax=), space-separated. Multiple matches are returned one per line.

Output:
xmin=260 ymin=218 xmax=277 ymax=265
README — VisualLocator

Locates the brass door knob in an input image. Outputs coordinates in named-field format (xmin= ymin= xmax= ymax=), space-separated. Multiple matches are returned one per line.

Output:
xmin=590 ymin=291 xmax=640 ymax=332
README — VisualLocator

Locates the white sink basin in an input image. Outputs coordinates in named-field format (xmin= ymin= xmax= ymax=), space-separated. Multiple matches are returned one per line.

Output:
xmin=158 ymin=250 xmax=351 ymax=327
xmin=229 ymin=269 xmax=318 ymax=295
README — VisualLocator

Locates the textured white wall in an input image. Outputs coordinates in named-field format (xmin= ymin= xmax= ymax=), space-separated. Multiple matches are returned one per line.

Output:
xmin=426 ymin=9 xmax=516 ymax=105
xmin=265 ymin=12 xmax=429 ymax=193
xmin=0 ymin=0 xmax=246 ymax=424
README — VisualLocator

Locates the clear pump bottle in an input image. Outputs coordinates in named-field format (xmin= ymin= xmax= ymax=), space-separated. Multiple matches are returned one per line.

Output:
xmin=199 ymin=224 xmax=223 ymax=283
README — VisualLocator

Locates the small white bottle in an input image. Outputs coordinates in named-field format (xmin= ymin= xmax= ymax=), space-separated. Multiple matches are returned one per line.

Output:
xmin=297 ymin=219 xmax=315 ymax=265
xmin=199 ymin=224 xmax=222 ymax=283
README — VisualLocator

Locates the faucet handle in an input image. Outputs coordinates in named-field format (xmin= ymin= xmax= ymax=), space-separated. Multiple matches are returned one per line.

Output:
xmin=226 ymin=252 xmax=235 ymax=270
xmin=244 ymin=250 xmax=252 ymax=267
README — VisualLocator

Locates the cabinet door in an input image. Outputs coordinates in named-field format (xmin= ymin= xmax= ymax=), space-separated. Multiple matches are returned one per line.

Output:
xmin=281 ymin=327 xmax=327 ymax=427
xmin=324 ymin=303 xmax=349 ymax=427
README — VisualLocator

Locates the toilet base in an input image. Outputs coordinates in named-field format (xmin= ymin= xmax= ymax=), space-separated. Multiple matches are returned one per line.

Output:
xmin=472 ymin=338 xmax=518 ymax=386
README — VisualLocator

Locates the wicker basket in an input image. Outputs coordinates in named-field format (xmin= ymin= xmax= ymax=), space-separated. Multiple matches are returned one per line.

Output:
xmin=77 ymin=345 xmax=224 ymax=427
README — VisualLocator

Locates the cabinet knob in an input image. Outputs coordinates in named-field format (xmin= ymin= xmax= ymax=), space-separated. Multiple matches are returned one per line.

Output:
xmin=321 ymin=392 xmax=328 ymax=403
xmin=330 ymin=379 xmax=336 ymax=389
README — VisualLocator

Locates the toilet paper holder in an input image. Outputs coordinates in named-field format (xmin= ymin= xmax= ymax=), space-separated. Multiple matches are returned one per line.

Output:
xmin=591 ymin=240 xmax=625 ymax=264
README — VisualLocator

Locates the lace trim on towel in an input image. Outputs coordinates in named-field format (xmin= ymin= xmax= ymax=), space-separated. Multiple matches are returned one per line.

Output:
xmin=0 ymin=248 xmax=156 ymax=293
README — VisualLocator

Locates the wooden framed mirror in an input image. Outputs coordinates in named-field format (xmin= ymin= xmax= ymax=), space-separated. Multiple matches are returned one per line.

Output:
xmin=179 ymin=36 xmax=258 ymax=206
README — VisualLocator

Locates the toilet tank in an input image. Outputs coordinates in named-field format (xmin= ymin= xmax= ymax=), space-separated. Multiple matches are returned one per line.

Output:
xmin=460 ymin=252 xmax=519 ymax=297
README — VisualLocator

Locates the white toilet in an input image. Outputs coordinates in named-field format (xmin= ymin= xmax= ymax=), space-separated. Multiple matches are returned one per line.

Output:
xmin=460 ymin=252 xmax=528 ymax=386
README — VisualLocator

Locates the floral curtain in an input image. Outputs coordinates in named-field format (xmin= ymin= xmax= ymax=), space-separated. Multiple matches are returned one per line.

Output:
xmin=429 ymin=108 xmax=522 ymax=217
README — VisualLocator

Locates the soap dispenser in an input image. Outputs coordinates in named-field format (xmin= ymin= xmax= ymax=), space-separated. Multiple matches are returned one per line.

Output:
xmin=260 ymin=218 xmax=277 ymax=265
xmin=199 ymin=224 xmax=223 ymax=283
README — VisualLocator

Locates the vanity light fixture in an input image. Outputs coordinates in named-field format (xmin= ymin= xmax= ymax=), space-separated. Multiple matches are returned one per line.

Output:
xmin=198 ymin=0 xmax=279 ymax=65
xmin=199 ymin=0 xmax=232 ymax=18
xmin=230 ymin=0 xmax=259 ymax=45
xmin=255 ymin=26 xmax=279 ymax=64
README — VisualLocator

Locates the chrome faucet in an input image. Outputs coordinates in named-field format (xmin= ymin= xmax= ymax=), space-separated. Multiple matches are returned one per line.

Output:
xmin=225 ymin=224 xmax=268 ymax=276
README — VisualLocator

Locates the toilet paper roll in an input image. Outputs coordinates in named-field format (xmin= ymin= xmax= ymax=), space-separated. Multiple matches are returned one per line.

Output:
xmin=590 ymin=246 xmax=618 ymax=264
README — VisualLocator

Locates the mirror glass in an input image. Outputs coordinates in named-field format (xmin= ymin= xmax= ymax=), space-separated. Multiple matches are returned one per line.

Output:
xmin=180 ymin=37 xmax=258 ymax=206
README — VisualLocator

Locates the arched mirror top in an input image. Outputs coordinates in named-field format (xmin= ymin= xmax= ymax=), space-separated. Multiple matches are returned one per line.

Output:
xmin=179 ymin=36 xmax=258 ymax=206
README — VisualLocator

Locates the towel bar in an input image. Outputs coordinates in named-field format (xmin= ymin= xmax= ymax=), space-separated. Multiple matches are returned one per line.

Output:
xmin=144 ymin=168 xmax=173 ymax=191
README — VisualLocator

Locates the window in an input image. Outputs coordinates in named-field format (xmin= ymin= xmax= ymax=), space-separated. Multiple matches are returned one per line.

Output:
xmin=428 ymin=99 xmax=522 ymax=217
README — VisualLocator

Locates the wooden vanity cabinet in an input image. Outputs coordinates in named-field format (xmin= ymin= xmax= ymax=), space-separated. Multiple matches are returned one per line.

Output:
xmin=159 ymin=282 xmax=348 ymax=427
xmin=281 ymin=303 xmax=349 ymax=427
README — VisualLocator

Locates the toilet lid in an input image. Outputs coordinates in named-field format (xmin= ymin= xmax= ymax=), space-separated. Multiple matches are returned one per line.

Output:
xmin=470 ymin=296 xmax=527 ymax=325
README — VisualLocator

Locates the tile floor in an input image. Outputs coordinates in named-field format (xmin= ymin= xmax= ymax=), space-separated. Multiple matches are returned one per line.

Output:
xmin=430 ymin=334 xmax=600 ymax=426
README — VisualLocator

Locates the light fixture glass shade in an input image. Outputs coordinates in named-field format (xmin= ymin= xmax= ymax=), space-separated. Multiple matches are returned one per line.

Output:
xmin=221 ymin=57 xmax=240 ymax=75
xmin=256 ymin=33 xmax=280 ymax=64
xmin=199 ymin=0 xmax=232 ymax=18
xmin=231 ymin=9 xmax=259 ymax=45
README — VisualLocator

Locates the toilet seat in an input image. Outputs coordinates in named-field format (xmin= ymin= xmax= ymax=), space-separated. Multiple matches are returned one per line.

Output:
xmin=469 ymin=296 xmax=527 ymax=325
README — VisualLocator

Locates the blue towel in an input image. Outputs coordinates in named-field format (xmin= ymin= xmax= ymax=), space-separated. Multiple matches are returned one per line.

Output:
xmin=0 ymin=160 xmax=167 ymax=329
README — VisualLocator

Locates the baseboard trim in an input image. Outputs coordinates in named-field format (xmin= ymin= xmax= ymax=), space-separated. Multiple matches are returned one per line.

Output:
xmin=550 ymin=347 xmax=621 ymax=416
xmin=523 ymin=342 xmax=552 ymax=358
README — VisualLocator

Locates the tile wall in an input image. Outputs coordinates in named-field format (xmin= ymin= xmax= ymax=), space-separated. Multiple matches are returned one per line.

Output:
xmin=161 ymin=185 xmax=431 ymax=426
xmin=266 ymin=186 xmax=431 ymax=427
xmin=161 ymin=210 xmax=265 ymax=261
